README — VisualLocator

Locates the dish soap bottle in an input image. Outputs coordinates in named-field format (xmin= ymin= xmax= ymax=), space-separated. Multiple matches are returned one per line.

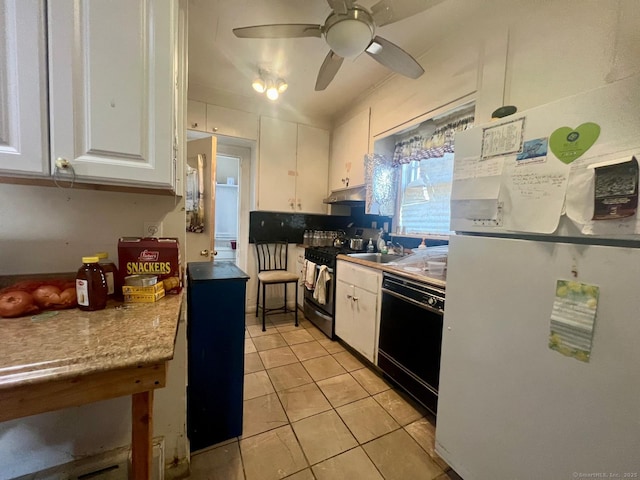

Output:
xmin=367 ymin=238 xmax=375 ymax=253
xmin=377 ymin=229 xmax=387 ymax=253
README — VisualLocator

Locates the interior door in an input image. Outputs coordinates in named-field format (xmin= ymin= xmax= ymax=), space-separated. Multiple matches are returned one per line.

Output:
xmin=186 ymin=136 xmax=217 ymax=263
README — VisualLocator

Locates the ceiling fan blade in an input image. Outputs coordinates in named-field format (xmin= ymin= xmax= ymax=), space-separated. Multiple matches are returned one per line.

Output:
xmin=365 ymin=36 xmax=424 ymax=79
xmin=326 ymin=0 xmax=353 ymax=14
xmin=233 ymin=24 xmax=322 ymax=39
xmin=315 ymin=50 xmax=344 ymax=91
xmin=371 ymin=0 xmax=446 ymax=27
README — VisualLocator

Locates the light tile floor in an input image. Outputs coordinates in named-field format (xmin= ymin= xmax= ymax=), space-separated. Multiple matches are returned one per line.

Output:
xmin=188 ymin=311 xmax=461 ymax=480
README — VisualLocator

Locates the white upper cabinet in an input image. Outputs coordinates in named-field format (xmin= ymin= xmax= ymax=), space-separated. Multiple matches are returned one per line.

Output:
xmin=206 ymin=104 xmax=258 ymax=140
xmin=0 ymin=0 xmax=49 ymax=176
xmin=258 ymin=116 xmax=297 ymax=211
xmin=187 ymin=101 xmax=258 ymax=140
xmin=258 ymin=117 xmax=329 ymax=213
xmin=187 ymin=100 xmax=207 ymax=131
xmin=296 ymin=124 xmax=329 ymax=214
xmin=329 ymin=108 xmax=370 ymax=191
xmin=48 ymin=0 xmax=182 ymax=190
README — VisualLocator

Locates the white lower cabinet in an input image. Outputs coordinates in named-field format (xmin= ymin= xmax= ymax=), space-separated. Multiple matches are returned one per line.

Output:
xmin=334 ymin=260 xmax=382 ymax=363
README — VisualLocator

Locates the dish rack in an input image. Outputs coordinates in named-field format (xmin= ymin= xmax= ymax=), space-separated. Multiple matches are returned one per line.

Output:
xmin=387 ymin=245 xmax=448 ymax=272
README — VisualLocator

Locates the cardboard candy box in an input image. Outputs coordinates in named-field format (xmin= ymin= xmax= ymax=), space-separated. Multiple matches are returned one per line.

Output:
xmin=117 ymin=237 xmax=182 ymax=294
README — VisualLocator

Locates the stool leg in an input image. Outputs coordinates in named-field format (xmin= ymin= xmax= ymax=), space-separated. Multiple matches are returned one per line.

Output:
xmin=262 ymin=283 xmax=267 ymax=332
xmin=284 ymin=283 xmax=288 ymax=314
xmin=294 ymin=282 xmax=299 ymax=327
xmin=256 ymin=279 xmax=260 ymax=318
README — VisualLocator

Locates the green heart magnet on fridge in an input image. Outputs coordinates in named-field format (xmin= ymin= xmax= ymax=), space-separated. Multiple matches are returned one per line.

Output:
xmin=549 ymin=122 xmax=600 ymax=164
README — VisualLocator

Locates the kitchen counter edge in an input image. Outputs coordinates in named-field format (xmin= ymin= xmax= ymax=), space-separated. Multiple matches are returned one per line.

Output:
xmin=0 ymin=291 xmax=184 ymax=390
xmin=336 ymin=254 xmax=446 ymax=288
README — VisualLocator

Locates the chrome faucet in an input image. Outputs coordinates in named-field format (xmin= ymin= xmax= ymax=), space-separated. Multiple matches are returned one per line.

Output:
xmin=391 ymin=242 xmax=404 ymax=255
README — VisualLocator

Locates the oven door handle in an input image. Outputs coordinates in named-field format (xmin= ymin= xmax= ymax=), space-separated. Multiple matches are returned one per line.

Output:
xmin=381 ymin=287 xmax=443 ymax=315
xmin=315 ymin=265 xmax=334 ymax=274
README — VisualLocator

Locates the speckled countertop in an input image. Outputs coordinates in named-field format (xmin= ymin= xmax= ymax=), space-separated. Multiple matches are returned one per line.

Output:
xmin=337 ymin=254 xmax=446 ymax=288
xmin=0 ymin=292 xmax=183 ymax=390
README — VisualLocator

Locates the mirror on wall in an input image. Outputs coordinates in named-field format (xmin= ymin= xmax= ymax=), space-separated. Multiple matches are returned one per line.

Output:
xmin=186 ymin=153 xmax=206 ymax=233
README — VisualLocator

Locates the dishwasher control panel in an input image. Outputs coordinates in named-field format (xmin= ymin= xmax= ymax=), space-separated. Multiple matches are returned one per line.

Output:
xmin=382 ymin=274 xmax=445 ymax=313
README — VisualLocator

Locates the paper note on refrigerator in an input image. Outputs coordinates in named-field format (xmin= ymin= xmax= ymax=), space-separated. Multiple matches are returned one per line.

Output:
xmin=501 ymin=157 xmax=570 ymax=233
xmin=549 ymin=280 xmax=599 ymax=363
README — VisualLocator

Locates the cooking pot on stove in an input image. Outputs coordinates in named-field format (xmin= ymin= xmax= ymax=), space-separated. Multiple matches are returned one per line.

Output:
xmin=349 ymin=237 xmax=364 ymax=250
xmin=333 ymin=230 xmax=346 ymax=248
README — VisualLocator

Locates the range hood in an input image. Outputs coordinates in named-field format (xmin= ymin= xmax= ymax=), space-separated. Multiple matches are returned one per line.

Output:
xmin=323 ymin=185 xmax=366 ymax=205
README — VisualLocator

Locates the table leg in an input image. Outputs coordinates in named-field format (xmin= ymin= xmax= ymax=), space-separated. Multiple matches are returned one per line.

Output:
xmin=132 ymin=390 xmax=153 ymax=479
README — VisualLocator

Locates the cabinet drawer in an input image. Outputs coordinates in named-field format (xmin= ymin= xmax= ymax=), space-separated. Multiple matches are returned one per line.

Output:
xmin=336 ymin=261 xmax=381 ymax=293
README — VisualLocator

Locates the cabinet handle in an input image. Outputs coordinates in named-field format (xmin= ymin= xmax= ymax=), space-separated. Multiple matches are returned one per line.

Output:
xmin=211 ymin=127 xmax=218 ymax=132
xmin=191 ymin=122 xmax=198 ymax=128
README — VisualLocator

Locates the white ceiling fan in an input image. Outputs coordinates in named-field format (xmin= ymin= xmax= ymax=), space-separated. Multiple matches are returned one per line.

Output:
xmin=233 ymin=0 xmax=445 ymax=91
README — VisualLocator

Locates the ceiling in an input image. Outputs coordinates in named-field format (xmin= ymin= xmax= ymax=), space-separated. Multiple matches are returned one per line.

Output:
xmin=187 ymin=0 xmax=488 ymax=124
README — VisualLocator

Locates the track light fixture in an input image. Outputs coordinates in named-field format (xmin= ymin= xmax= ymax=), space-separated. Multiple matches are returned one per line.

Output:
xmin=252 ymin=71 xmax=287 ymax=101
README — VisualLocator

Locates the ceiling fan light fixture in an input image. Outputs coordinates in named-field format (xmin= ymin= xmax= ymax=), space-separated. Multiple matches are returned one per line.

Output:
xmin=325 ymin=19 xmax=373 ymax=58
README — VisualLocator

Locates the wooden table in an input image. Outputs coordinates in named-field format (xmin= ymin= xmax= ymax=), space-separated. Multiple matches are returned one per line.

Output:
xmin=0 ymin=292 xmax=183 ymax=479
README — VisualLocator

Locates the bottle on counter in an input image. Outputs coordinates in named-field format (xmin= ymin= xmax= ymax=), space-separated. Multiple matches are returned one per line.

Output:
xmin=95 ymin=252 xmax=119 ymax=298
xmin=367 ymin=238 xmax=375 ymax=253
xmin=76 ymin=256 xmax=108 ymax=311
xmin=377 ymin=229 xmax=387 ymax=253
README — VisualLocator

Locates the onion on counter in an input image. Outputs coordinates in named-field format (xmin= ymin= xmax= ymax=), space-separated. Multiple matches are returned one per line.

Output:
xmin=0 ymin=291 xmax=39 ymax=318
xmin=58 ymin=287 xmax=78 ymax=308
xmin=32 ymin=285 xmax=62 ymax=308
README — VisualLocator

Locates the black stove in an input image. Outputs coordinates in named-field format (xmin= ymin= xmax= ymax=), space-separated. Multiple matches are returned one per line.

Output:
xmin=304 ymin=246 xmax=362 ymax=268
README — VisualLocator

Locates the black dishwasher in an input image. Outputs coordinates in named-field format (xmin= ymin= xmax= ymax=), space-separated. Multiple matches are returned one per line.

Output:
xmin=378 ymin=273 xmax=444 ymax=415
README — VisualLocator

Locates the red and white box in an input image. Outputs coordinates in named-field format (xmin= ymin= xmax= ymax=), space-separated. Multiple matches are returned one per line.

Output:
xmin=117 ymin=237 xmax=182 ymax=294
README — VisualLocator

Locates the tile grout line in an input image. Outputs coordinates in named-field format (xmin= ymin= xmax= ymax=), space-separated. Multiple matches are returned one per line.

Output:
xmin=242 ymin=312 xmax=446 ymax=479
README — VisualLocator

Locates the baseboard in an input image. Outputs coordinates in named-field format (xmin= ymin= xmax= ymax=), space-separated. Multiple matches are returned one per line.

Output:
xmin=12 ymin=438 xmax=168 ymax=480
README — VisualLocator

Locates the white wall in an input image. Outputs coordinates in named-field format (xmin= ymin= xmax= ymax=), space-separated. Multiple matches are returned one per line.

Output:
xmin=0 ymin=184 xmax=188 ymax=478
xmin=335 ymin=0 xmax=639 ymax=134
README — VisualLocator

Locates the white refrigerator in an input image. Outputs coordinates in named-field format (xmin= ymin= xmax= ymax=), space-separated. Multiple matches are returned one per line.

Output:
xmin=436 ymin=76 xmax=640 ymax=479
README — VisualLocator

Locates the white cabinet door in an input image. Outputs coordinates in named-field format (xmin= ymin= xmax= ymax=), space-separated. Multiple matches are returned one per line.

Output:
xmin=296 ymin=124 xmax=329 ymax=214
xmin=206 ymin=104 xmax=258 ymax=140
xmin=329 ymin=108 xmax=370 ymax=190
xmin=258 ymin=116 xmax=297 ymax=211
xmin=335 ymin=279 xmax=355 ymax=341
xmin=48 ymin=0 xmax=177 ymax=190
xmin=334 ymin=260 xmax=381 ymax=363
xmin=0 ymin=0 xmax=49 ymax=176
xmin=187 ymin=100 xmax=206 ymax=131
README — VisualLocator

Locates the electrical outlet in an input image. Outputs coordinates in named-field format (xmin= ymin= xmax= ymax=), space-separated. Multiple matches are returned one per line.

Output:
xmin=143 ymin=221 xmax=163 ymax=238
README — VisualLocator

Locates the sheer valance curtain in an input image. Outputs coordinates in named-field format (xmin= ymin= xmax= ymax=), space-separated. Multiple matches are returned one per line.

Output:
xmin=391 ymin=114 xmax=475 ymax=167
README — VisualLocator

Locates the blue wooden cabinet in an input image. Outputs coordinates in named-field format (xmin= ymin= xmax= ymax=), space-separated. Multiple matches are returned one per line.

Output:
xmin=187 ymin=261 xmax=249 ymax=452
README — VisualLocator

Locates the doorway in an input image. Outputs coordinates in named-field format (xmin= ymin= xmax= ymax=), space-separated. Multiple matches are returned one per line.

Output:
xmin=216 ymin=143 xmax=251 ymax=272
xmin=186 ymin=136 xmax=216 ymax=264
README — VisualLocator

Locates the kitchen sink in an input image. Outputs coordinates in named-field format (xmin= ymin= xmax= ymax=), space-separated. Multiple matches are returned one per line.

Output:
xmin=346 ymin=253 xmax=404 ymax=264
